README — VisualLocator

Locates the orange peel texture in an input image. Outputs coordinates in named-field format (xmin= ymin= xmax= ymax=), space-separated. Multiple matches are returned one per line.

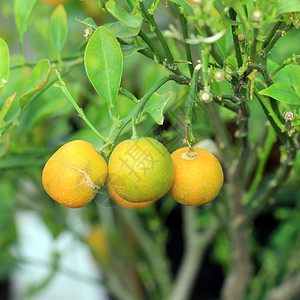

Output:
xmin=42 ymin=140 xmax=107 ymax=208
xmin=107 ymin=182 xmax=156 ymax=209
xmin=168 ymin=147 xmax=223 ymax=206
xmin=108 ymin=137 xmax=174 ymax=203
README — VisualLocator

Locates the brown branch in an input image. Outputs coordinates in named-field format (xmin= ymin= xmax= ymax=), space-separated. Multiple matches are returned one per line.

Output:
xmin=168 ymin=207 xmax=220 ymax=300
xmin=221 ymin=174 xmax=252 ymax=300
xmin=266 ymin=274 xmax=300 ymax=300
xmin=221 ymin=85 xmax=252 ymax=300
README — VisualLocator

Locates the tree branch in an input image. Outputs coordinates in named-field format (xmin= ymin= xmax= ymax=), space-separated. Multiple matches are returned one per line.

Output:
xmin=206 ymin=103 xmax=233 ymax=166
xmin=140 ymin=1 xmax=174 ymax=64
xmin=221 ymin=83 xmax=252 ymax=300
xmin=263 ymin=20 xmax=284 ymax=48
xmin=177 ymin=5 xmax=194 ymax=76
xmin=266 ymin=274 xmax=300 ymax=300
xmin=229 ymin=9 xmax=243 ymax=68
xmin=244 ymin=145 xmax=296 ymax=225
xmin=168 ymin=207 xmax=220 ymax=300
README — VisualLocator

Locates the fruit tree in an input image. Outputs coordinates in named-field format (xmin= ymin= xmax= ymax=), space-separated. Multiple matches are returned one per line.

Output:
xmin=0 ymin=0 xmax=300 ymax=299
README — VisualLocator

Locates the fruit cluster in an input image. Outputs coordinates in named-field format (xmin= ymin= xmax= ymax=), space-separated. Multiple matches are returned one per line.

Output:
xmin=42 ymin=138 xmax=224 ymax=208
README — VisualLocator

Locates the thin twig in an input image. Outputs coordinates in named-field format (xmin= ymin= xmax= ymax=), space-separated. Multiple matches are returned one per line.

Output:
xmin=10 ymin=53 xmax=83 ymax=69
xmin=204 ymin=26 xmax=224 ymax=67
xmin=250 ymin=28 xmax=259 ymax=63
xmin=271 ymin=55 xmax=300 ymax=76
xmin=244 ymin=145 xmax=296 ymax=225
xmin=213 ymin=96 xmax=239 ymax=113
xmin=229 ymin=9 xmax=243 ymax=68
xmin=264 ymin=25 xmax=293 ymax=54
xmin=138 ymin=30 xmax=165 ymax=63
xmin=177 ymin=5 xmax=194 ymax=76
xmin=55 ymin=70 xmax=107 ymax=142
xmin=263 ymin=20 xmax=283 ymax=48
xmin=140 ymin=1 xmax=174 ymax=63
xmin=206 ymin=103 xmax=233 ymax=165
xmin=245 ymin=126 xmax=276 ymax=204
xmin=254 ymin=86 xmax=283 ymax=129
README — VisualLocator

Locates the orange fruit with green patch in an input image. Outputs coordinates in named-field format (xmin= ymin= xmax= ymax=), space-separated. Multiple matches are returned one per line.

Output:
xmin=108 ymin=137 xmax=174 ymax=203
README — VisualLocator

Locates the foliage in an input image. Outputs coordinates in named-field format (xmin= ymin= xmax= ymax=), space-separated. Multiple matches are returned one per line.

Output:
xmin=0 ymin=0 xmax=300 ymax=299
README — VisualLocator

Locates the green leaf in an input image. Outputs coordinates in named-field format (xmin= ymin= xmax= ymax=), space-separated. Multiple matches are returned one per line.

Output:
xmin=221 ymin=13 xmax=241 ymax=26
xmin=14 ymin=0 xmax=37 ymax=46
xmin=0 ymin=93 xmax=16 ymax=127
xmin=121 ymin=45 xmax=145 ymax=58
xmin=169 ymin=0 xmax=194 ymax=15
xmin=50 ymin=4 xmax=68 ymax=58
xmin=259 ymin=84 xmax=300 ymax=105
xmin=104 ymin=21 xmax=142 ymax=38
xmin=275 ymin=0 xmax=300 ymax=14
xmin=105 ymin=0 xmax=143 ymax=28
xmin=18 ymin=59 xmax=52 ymax=109
xmin=0 ymin=38 xmax=9 ymax=89
xmin=76 ymin=17 xmax=97 ymax=30
xmin=84 ymin=26 xmax=123 ymax=106
xmin=142 ymin=92 xmax=172 ymax=125
xmin=259 ymin=65 xmax=300 ymax=105
xmin=125 ymin=0 xmax=135 ymax=10
xmin=267 ymin=59 xmax=280 ymax=73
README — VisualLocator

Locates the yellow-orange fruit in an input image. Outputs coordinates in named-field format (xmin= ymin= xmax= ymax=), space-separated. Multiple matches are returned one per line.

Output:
xmin=168 ymin=147 xmax=223 ymax=206
xmin=42 ymin=140 xmax=107 ymax=208
xmin=86 ymin=224 xmax=110 ymax=264
xmin=108 ymin=137 xmax=174 ymax=203
xmin=107 ymin=182 xmax=156 ymax=209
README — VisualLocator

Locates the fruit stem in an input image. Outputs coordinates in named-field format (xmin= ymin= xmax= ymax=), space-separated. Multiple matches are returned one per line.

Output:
xmin=184 ymin=123 xmax=192 ymax=149
xmin=181 ymin=147 xmax=199 ymax=160
xmin=131 ymin=118 xmax=138 ymax=139
xmin=184 ymin=63 xmax=201 ymax=146
xmin=99 ymin=75 xmax=181 ymax=155
xmin=54 ymin=70 xmax=107 ymax=143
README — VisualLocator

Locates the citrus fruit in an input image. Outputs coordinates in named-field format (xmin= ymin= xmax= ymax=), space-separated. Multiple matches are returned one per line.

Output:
xmin=86 ymin=224 xmax=110 ymax=264
xmin=168 ymin=147 xmax=223 ymax=206
xmin=42 ymin=140 xmax=107 ymax=208
xmin=107 ymin=182 xmax=156 ymax=209
xmin=108 ymin=137 xmax=174 ymax=203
